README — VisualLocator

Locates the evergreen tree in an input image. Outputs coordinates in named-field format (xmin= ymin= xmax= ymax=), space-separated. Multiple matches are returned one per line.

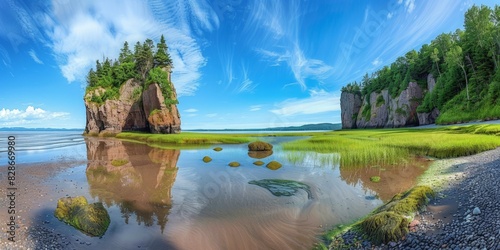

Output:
xmin=154 ymin=35 xmax=172 ymax=68
xmin=119 ymin=41 xmax=133 ymax=64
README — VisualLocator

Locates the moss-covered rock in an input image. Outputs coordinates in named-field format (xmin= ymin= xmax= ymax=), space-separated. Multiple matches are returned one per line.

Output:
xmin=213 ymin=147 xmax=223 ymax=151
xmin=360 ymin=211 xmax=409 ymax=244
xmin=54 ymin=196 xmax=110 ymax=237
xmin=253 ymin=161 xmax=265 ymax=166
xmin=370 ymin=176 xmax=381 ymax=183
xmin=202 ymin=156 xmax=212 ymax=163
xmin=248 ymin=150 xmax=273 ymax=159
xmin=228 ymin=161 xmax=240 ymax=167
xmin=266 ymin=161 xmax=282 ymax=170
xmin=248 ymin=141 xmax=273 ymax=151
xmin=359 ymin=185 xmax=435 ymax=244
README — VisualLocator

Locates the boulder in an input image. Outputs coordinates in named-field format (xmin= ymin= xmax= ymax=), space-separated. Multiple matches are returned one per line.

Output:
xmin=248 ymin=141 xmax=273 ymax=151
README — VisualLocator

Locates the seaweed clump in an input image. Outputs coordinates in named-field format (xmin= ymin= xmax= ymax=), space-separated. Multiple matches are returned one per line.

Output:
xmin=54 ymin=196 xmax=110 ymax=237
xmin=359 ymin=186 xmax=435 ymax=244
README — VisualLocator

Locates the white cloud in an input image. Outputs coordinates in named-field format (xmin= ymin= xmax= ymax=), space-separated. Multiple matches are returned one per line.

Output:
xmin=206 ymin=113 xmax=218 ymax=117
xmin=372 ymin=57 xmax=382 ymax=66
xmin=236 ymin=65 xmax=256 ymax=93
xmin=44 ymin=0 xmax=217 ymax=96
xmin=28 ymin=49 xmax=43 ymax=64
xmin=184 ymin=108 xmax=198 ymax=113
xmin=248 ymin=1 xmax=333 ymax=90
xmin=249 ymin=105 xmax=262 ymax=112
xmin=270 ymin=90 xmax=340 ymax=117
xmin=405 ymin=0 xmax=415 ymax=13
xmin=0 ymin=106 xmax=69 ymax=126
xmin=387 ymin=12 xmax=393 ymax=19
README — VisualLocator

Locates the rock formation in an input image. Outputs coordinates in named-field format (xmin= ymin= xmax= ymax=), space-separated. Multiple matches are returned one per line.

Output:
xmin=417 ymin=74 xmax=440 ymax=125
xmin=84 ymin=72 xmax=181 ymax=136
xmin=340 ymin=91 xmax=362 ymax=129
xmin=341 ymin=75 xmax=438 ymax=129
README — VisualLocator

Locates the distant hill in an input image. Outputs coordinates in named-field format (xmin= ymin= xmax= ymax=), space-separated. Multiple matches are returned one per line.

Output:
xmin=0 ymin=127 xmax=83 ymax=131
xmin=187 ymin=123 xmax=342 ymax=132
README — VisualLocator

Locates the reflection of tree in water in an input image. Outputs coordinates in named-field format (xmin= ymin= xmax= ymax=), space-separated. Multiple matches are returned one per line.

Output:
xmin=85 ymin=138 xmax=179 ymax=233
xmin=339 ymin=157 xmax=430 ymax=201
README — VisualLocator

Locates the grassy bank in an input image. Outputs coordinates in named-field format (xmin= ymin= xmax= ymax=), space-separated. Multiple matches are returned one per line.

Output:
xmin=283 ymin=125 xmax=500 ymax=168
xmin=116 ymin=132 xmax=253 ymax=145
xmin=312 ymin=124 xmax=500 ymax=249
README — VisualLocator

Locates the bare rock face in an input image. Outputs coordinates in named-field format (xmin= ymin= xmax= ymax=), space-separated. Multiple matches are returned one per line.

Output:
xmin=417 ymin=74 xmax=440 ymax=125
xmin=427 ymin=73 xmax=436 ymax=92
xmin=340 ymin=92 xmax=362 ymax=129
xmin=142 ymin=83 xmax=181 ymax=134
xmin=84 ymin=78 xmax=180 ymax=135
xmin=387 ymin=82 xmax=423 ymax=127
xmin=350 ymin=83 xmax=423 ymax=129
xmin=418 ymin=108 xmax=440 ymax=125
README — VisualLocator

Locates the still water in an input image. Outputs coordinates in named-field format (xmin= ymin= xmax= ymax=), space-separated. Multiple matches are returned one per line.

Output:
xmin=0 ymin=132 xmax=428 ymax=249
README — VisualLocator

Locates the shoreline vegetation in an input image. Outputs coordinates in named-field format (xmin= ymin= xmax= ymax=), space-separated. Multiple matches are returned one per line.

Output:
xmin=108 ymin=124 xmax=500 ymax=248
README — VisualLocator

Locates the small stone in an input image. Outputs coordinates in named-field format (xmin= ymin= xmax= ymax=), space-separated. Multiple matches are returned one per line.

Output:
xmin=473 ymin=207 xmax=481 ymax=215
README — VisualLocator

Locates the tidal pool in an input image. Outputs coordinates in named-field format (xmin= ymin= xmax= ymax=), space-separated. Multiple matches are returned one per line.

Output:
xmin=35 ymin=135 xmax=428 ymax=249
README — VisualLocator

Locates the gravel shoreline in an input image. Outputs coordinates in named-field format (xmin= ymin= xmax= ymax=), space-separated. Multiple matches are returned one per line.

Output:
xmin=333 ymin=147 xmax=500 ymax=250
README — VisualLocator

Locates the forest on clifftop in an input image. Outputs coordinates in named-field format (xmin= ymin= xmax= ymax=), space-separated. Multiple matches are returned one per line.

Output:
xmin=342 ymin=5 xmax=500 ymax=124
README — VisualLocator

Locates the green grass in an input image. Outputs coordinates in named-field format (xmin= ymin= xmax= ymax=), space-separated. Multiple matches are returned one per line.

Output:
xmin=116 ymin=132 xmax=253 ymax=145
xmin=282 ymin=125 xmax=500 ymax=168
xmin=370 ymin=176 xmax=381 ymax=183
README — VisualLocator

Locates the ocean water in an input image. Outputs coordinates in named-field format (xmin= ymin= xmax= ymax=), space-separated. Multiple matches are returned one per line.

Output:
xmin=0 ymin=131 xmax=87 ymax=164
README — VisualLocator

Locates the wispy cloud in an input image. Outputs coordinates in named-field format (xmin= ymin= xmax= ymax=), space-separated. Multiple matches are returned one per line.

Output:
xmin=249 ymin=105 xmax=262 ymax=112
xmin=43 ymin=0 xmax=217 ymax=96
xmin=184 ymin=108 xmax=198 ymax=113
xmin=247 ymin=0 xmax=333 ymax=90
xmin=270 ymin=89 xmax=340 ymax=117
xmin=371 ymin=57 xmax=382 ymax=66
xmin=0 ymin=106 xmax=69 ymax=126
xmin=206 ymin=113 xmax=218 ymax=117
xmin=404 ymin=0 xmax=416 ymax=13
xmin=235 ymin=64 xmax=256 ymax=93
xmin=28 ymin=49 xmax=43 ymax=64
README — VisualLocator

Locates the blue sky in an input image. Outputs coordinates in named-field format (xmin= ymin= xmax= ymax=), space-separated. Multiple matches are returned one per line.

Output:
xmin=0 ymin=0 xmax=497 ymax=129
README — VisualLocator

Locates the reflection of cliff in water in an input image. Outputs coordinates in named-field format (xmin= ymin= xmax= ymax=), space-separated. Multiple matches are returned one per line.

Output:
xmin=85 ymin=137 xmax=179 ymax=232
xmin=339 ymin=157 xmax=430 ymax=201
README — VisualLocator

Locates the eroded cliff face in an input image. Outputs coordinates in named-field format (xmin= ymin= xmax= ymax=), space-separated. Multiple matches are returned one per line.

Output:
xmin=341 ymin=76 xmax=435 ymax=129
xmin=84 ymin=78 xmax=180 ymax=136
xmin=340 ymin=92 xmax=362 ymax=129
xmin=417 ymin=74 xmax=440 ymax=125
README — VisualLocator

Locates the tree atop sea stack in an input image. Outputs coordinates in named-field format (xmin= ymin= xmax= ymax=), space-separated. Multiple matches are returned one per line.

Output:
xmin=84 ymin=35 xmax=181 ymax=136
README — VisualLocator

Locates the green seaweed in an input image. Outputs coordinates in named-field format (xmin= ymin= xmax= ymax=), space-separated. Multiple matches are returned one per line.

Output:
xmin=370 ymin=176 xmax=381 ymax=183
xmin=54 ymin=196 xmax=110 ymax=237
xmin=248 ymin=179 xmax=312 ymax=199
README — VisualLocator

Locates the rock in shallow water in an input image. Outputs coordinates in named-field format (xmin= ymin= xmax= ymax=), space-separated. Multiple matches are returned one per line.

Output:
xmin=473 ymin=207 xmax=481 ymax=215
